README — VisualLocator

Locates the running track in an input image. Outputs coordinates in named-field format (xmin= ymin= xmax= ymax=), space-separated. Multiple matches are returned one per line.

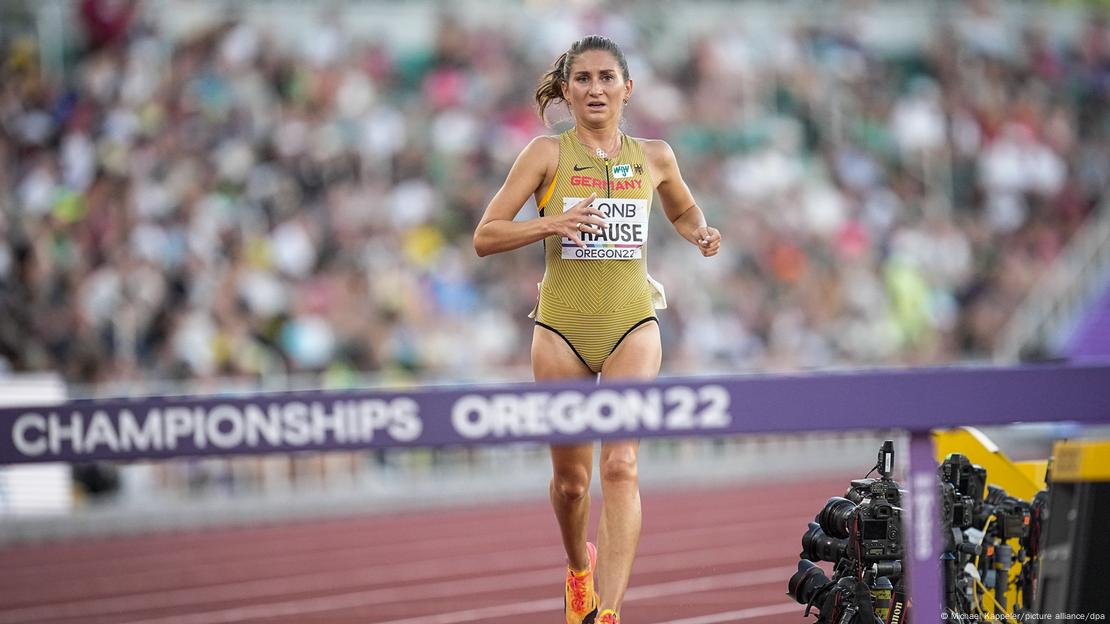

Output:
xmin=0 ymin=477 xmax=852 ymax=623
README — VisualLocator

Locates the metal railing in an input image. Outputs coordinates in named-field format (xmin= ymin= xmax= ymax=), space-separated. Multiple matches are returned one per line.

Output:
xmin=995 ymin=200 xmax=1110 ymax=362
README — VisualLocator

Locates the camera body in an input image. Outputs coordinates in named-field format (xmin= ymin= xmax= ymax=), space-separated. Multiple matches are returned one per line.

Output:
xmin=853 ymin=495 xmax=903 ymax=561
xmin=939 ymin=453 xmax=986 ymax=506
xmin=812 ymin=493 xmax=903 ymax=563
xmin=847 ymin=478 xmax=902 ymax=505
xmin=938 ymin=481 xmax=976 ymax=531
xmin=985 ymin=484 xmax=1031 ymax=541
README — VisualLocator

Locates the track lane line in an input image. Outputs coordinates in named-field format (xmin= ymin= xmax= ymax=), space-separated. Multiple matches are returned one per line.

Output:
xmin=0 ymin=513 xmax=811 ymax=617
xmin=2 ymin=477 xmax=849 ymax=624
xmin=652 ymin=602 xmax=800 ymax=623
xmin=3 ymin=538 xmax=794 ymax=623
xmin=109 ymin=566 xmax=796 ymax=624
xmin=0 ymin=477 xmax=849 ymax=575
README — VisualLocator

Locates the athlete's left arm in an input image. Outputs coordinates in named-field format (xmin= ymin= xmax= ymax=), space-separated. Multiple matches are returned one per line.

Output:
xmin=644 ymin=139 xmax=721 ymax=257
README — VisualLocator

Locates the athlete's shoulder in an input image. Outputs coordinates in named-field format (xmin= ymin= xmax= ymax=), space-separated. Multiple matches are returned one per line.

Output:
xmin=634 ymin=137 xmax=675 ymax=159
xmin=634 ymin=138 xmax=678 ymax=173
xmin=515 ymin=134 xmax=559 ymax=164
xmin=526 ymin=134 xmax=561 ymax=152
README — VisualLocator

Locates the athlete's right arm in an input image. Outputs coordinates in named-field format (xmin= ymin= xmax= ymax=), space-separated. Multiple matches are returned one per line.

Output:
xmin=474 ymin=137 xmax=605 ymax=257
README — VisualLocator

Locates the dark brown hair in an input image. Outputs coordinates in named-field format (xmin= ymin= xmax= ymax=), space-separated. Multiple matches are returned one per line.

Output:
xmin=535 ymin=35 xmax=630 ymax=122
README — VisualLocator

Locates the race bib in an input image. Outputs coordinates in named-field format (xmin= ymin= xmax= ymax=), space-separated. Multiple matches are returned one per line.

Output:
xmin=561 ymin=197 xmax=649 ymax=260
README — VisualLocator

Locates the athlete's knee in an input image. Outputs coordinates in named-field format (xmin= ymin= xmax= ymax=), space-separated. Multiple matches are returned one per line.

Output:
xmin=600 ymin=450 xmax=638 ymax=485
xmin=551 ymin=467 xmax=590 ymax=502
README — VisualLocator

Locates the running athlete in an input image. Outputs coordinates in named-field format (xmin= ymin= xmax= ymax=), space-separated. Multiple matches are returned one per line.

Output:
xmin=473 ymin=35 xmax=721 ymax=624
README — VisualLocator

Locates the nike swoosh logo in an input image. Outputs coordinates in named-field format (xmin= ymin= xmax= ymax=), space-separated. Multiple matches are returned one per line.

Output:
xmin=573 ymin=165 xmax=593 ymax=171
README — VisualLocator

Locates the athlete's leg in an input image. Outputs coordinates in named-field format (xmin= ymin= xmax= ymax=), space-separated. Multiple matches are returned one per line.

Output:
xmin=594 ymin=439 xmax=640 ymax=611
xmin=595 ymin=321 xmax=660 ymax=613
xmin=534 ymin=325 xmax=596 ymax=571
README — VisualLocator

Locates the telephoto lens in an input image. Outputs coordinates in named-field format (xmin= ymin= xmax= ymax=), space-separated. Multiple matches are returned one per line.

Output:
xmin=787 ymin=559 xmax=831 ymax=605
xmin=818 ymin=496 xmax=857 ymax=539
xmin=800 ymin=522 xmax=849 ymax=562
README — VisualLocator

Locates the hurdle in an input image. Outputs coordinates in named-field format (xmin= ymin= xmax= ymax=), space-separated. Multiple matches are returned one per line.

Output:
xmin=2 ymin=362 xmax=1109 ymax=621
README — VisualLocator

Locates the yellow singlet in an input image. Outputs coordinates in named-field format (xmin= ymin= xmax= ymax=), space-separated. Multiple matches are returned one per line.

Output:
xmin=533 ymin=129 xmax=662 ymax=373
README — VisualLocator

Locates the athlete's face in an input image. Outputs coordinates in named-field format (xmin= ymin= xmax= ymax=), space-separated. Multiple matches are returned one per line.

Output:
xmin=561 ymin=50 xmax=632 ymax=123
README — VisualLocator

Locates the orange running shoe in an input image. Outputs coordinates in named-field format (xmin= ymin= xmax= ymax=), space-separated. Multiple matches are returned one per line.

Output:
xmin=597 ymin=609 xmax=620 ymax=624
xmin=564 ymin=541 xmax=598 ymax=624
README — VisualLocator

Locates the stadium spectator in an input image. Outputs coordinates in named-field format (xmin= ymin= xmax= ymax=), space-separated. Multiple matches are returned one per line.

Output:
xmin=0 ymin=1 xmax=1105 ymax=393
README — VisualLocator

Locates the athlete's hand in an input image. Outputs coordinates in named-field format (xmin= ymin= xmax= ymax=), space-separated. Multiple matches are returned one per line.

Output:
xmin=692 ymin=225 xmax=721 ymax=257
xmin=556 ymin=193 xmax=607 ymax=249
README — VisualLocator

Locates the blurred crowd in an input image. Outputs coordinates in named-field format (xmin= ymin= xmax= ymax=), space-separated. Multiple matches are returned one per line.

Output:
xmin=0 ymin=0 xmax=1107 ymax=392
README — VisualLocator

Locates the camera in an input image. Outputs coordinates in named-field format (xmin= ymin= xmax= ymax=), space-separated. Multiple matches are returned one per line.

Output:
xmin=938 ymin=481 xmax=976 ymax=531
xmin=789 ymin=560 xmax=894 ymax=624
xmin=813 ymin=493 xmax=902 ymax=561
xmin=788 ymin=441 xmax=907 ymax=624
xmin=812 ymin=492 xmax=905 ymax=561
xmin=985 ymin=484 xmax=1031 ymax=541
xmin=813 ymin=441 xmax=904 ymax=564
xmin=788 ymin=444 xmax=1045 ymax=623
xmin=940 ymin=453 xmax=986 ymax=503
xmin=936 ymin=453 xmax=1042 ymax=615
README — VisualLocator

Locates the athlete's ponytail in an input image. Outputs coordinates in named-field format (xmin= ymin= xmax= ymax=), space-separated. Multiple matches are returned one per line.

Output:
xmin=534 ymin=35 xmax=630 ymax=125
xmin=535 ymin=51 xmax=569 ymax=123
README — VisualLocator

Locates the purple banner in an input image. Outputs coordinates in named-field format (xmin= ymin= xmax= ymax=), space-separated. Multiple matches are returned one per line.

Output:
xmin=2 ymin=363 xmax=1109 ymax=464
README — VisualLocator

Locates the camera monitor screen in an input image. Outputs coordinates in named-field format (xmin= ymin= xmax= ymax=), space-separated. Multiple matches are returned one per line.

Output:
xmin=862 ymin=519 xmax=889 ymax=541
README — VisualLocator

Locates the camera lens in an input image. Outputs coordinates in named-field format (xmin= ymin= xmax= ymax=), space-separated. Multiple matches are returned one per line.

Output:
xmin=800 ymin=522 xmax=848 ymax=562
xmin=818 ymin=496 xmax=856 ymax=539
xmin=873 ymin=560 xmax=902 ymax=579
xmin=986 ymin=484 xmax=1010 ymax=506
xmin=787 ymin=559 xmax=831 ymax=605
